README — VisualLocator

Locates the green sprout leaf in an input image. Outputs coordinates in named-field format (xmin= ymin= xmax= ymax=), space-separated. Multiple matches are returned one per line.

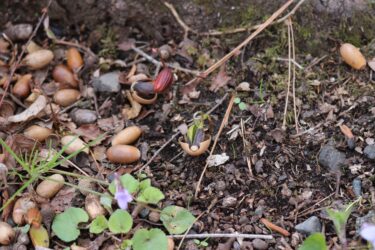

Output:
xmin=160 ymin=206 xmax=196 ymax=234
xmin=109 ymin=174 xmax=139 ymax=195
xmin=139 ymin=179 xmax=151 ymax=191
xmin=100 ymin=195 xmax=113 ymax=212
xmin=299 ymin=233 xmax=327 ymax=250
xmin=89 ymin=215 xmax=108 ymax=234
xmin=132 ymin=228 xmax=168 ymax=250
xmin=326 ymin=200 xmax=358 ymax=238
xmin=52 ymin=207 xmax=89 ymax=242
xmin=238 ymin=102 xmax=247 ymax=110
xmin=108 ymin=209 xmax=133 ymax=234
xmin=234 ymin=97 xmax=241 ymax=104
xmin=136 ymin=186 xmax=165 ymax=204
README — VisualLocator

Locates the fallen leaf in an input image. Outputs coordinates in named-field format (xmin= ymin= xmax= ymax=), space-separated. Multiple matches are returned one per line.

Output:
xmin=368 ymin=58 xmax=375 ymax=71
xmin=339 ymin=124 xmax=354 ymax=139
xmin=50 ymin=187 xmax=76 ymax=213
xmin=73 ymin=124 xmax=104 ymax=143
xmin=268 ymin=128 xmax=285 ymax=143
xmin=209 ymin=65 xmax=231 ymax=92
xmin=122 ymin=90 xmax=142 ymax=119
xmin=8 ymin=95 xmax=47 ymax=123
xmin=207 ymin=153 xmax=230 ymax=167
xmin=236 ymin=81 xmax=251 ymax=92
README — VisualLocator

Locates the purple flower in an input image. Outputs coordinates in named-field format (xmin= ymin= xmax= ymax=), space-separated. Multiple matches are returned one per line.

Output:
xmin=114 ymin=174 xmax=133 ymax=210
xmin=360 ymin=223 xmax=375 ymax=249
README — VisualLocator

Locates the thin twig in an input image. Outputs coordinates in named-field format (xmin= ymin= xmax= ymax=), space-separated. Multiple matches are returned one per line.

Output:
xmin=135 ymin=93 xmax=229 ymax=173
xmin=131 ymin=46 xmax=200 ymax=75
xmin=282 ymin=19 xmax=292 ymax=130
xmin=170 ymin=233 xmax=273 ymax=240
xmin=53 ymin=39 xmax=97 ymax=59
xmin=182 ymin=0 xmax=294 ymax=93
xmin=0 ymin=0 xmax=53 ymax=108
xmin=275 ymin=58 xmax=303 ymax=70
xmin=194 ymin=95 xmax=235 ymax=198
xmin=290 ymin=18 xmax=299 ymax=133
xmin=164 ymin=2 xmax=196 ymax=39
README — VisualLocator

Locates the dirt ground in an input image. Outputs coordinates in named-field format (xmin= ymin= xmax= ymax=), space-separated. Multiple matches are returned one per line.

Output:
xmin=0 ymin=0 xmax=375 ymax=249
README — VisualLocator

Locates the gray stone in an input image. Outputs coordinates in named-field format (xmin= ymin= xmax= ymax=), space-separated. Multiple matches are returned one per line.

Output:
xmin=318 ymin=145 xmax=346 ymax=172
xmin=252 ymin=239 xmax=268 ymax=250
xmin=352 ymin=178 xmax=362 ymax=197
xmin=92 ymin=72 xmax=121 ymax=93
xmin=364 ymin=144 xmax=375 ymax=160
xmin=222 ymin=196 xmax=237 ymax=207
xmin=70 ymin=109 xmax=97 ymax=125
xmin=215 ymin=180 xmax=226 ymax=191
xmin=295 ymin=216 xmax=322 ymax=234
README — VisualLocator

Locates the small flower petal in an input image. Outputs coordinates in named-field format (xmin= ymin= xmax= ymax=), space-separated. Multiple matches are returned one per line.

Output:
xmin=360 ymin=223 xmax=375 ymax=247
xmin=115 ymin=188 xmax=133 ymax=210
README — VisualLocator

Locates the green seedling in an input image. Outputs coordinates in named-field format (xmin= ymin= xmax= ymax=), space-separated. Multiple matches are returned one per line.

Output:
xmin=186 ymin=112 xmax=210 ymax=150
xmin=234 ymin=97 xmax=247 ymax=110
xmin=194 ymin=238 xmax=209 ymax=248
xmin=299 ymin=233 xmax=327 ymax=250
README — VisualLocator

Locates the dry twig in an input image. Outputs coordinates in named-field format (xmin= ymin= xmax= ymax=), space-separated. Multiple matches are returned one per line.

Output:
xmin=260 ymin=218 xmax=290 ymax=237
xmin=194 ymin=95 xmax=235 ymax=197
xmin=171 ymin=233 xmax=273 ymax=240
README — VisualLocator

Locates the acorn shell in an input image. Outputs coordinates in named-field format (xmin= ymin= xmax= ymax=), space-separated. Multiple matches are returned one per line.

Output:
xmin=23 ymin=49 xmax=54 ymax=70
xmin=36 ymin=174 xmax=65 ymax=198
xmin=0 ymin=222 xmax=15 ymax=245
xmin=130 ymin=81 xmax=157 ymax=105
xmin=61 ymin=135 xmax=89 ymax=154
xmin=85 ymin=194 xmax=106 ymax=220
xmin=111 ymin=126 xmax=142 ymax=146
xmin=12 ymin=197 xmax=37 ymax=225
xmin=52 ymin=64 xmax=78 ymax=88
xmin=24 ymin=125 xmax=52 ymax=142
xmin=339 ymin=43 xmax=367 ymax=70
xmin=53 ymin=89 xmax=81 ymax=107
xmin=12 ymin=74 xmax=32 ymax=98
xmin=179 ymin=135 xmax=211 ymax=156
xmin=66 ymin=48 xmax=83 ymax=72
xmin=106 ymin=145 xmax=140 ymax=164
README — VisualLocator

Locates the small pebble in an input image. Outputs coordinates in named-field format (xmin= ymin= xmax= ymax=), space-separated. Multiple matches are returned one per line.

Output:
xmin=222 ymin=196 xmax=237 ymax=207
xmin=352 ymin=178 xmax=362 ymax=197
xmin=364 ymin=144 xmax=375 ymax=160
xmin=148 ymin=211 xmax=160 ymax=223
xmin=252 ymin=239 xmax=268 ymax=250
xmin=318 ymin=144 xmax=346 ymax=172
xmin=347 ymin=137 xmax=355 ymax=150
xmin=295 ymin=216 xmax=322 ymax=234
xmin=255 ymin=160 xmax=264 ymax=173
xmin=139 ymin=208 xmax=150 ymax=218
xmin=70 ymin=109 xmax=97 ymax=125
xmin=93 ymin=72 xmax=121 ymax=93
xmin=215 ymin=181 xmax=226 ymax=191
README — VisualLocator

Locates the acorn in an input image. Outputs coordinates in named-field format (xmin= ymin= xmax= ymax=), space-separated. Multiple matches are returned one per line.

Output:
xmin=131 ymin=81 xmax=157 ymax=105
xmin=111 ymin=126 xmax=142 ymax=146
xmin=24 ymin=125 xmax=52 ymax=142
xmin=153 ymin=67 xmax=173 ymax=93
xmin=66 ymin=48 xmax=83 ymax=72
xmin=12 ymin=74 xmax=32 ymax=98
xmin=52 ymin=64 xmax=78 ymax=88
xmin=85 ymin=194 xmax=106 ymax=220
xmin=22 ymin=49 xmax=54 ymax=69
xmin=340 ymin=43 xmax=367 ymax=70
xmin=179 ymin=135 xmax=211 ymax=156
xmin=53 ymin=89 xmax=81 ymax=107
xmin=12 ymin=197 xmax=37 ymax=225
xmin=26 ymin=207 xmax=42 ymax=228
xmin=106 ymin=145 xmax=140 ymax=164
xmin=0 ymin=222 xmax=15 ymax=245
xmin=61 ymin=135 xmax=89 ymax=154
xmin=36 ymin=174 xmax=65 ymax=198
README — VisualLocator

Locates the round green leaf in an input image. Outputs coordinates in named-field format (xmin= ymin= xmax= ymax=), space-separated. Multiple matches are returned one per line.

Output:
xmin=299 ymin=233 xmax=327 ymax=250
xmin=108 ymin=209 xmax=133 ymax=234
xmin=132 ymin=228 xmax=168 ymax=250
xmin=238 ymin=102 xmax=247 ymax=110
xmin=160 ymin=206 xmax=196 ymax=234
xmin=89 ymin=215 xmax=108 ymax=234
xmin=109 ymin=174 xmax=139 ymax=195
xmin=136 ymin=186 xmax=165 ymax=204
xmin=52 ymin=207 xmax=89 ymax=242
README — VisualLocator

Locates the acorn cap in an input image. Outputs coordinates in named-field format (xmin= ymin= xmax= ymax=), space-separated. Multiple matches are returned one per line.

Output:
xmin=178 ymin=135 xmax=211 ymax=156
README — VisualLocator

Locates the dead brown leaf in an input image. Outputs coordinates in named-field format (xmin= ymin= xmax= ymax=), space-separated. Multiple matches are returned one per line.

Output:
xmin=339 ymin=124 xmax=354 ymax=139
xmin=209 ymin=64 xmax=231 ymax=92
xmin=50 ymin=187 xmax=76 ymax=213
xmin=7 ymin=95 xmax=47 ymax=123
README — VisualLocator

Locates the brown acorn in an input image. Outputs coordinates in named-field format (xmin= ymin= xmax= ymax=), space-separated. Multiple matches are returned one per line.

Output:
xmin=66 ymin=48 xmax=83 ymax=72
xmin=52 ymin=64 xmax=78 ymax=88
xmin=26 ymin=207 xmax=42 ymax=228
xmin=12 ymin=74 xmax=32 ymax=98
xmin=53 ymin=89 xmax=81 ymax=107
xmin=106 ymin=145 xmax=140 ymax=164
xmin=131 ymin=81 xmax=157 ymax=105
xmin=22 ymin=49 xmax=54 ymax=69
xmin=153 ymin=67 xmax=173 ymax=93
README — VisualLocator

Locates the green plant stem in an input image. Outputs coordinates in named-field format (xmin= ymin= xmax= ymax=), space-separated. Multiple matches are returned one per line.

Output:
xmin=38 ymin=176 xmax=108 ymax=197
xmin=49 ymin=169 xmax=109 ymax=186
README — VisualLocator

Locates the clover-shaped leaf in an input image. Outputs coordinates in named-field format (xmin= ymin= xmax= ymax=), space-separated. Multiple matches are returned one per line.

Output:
xmin=109 ymin=174 xmax=139 ymax=195
xmin=89 ymin=215 xmax=108 ymax=234
xmin=136 ymin=186 xmax=164 ymax=204
xmin=52 ymin=207 xmax=89 ymax=242
xmin=132 ymin=228 xmax=168 ymax=250
xmin=108 ymin=209 xmax=133 ymax=234
xmin=160 ymin=206 xmax=195 ymax=234
xmin=139 ymin=179 xmax=151 ymax=191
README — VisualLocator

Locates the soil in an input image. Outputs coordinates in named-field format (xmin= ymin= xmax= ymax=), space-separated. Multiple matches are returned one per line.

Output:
xmin=1 ymin=0 xmax=375 ymax=249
